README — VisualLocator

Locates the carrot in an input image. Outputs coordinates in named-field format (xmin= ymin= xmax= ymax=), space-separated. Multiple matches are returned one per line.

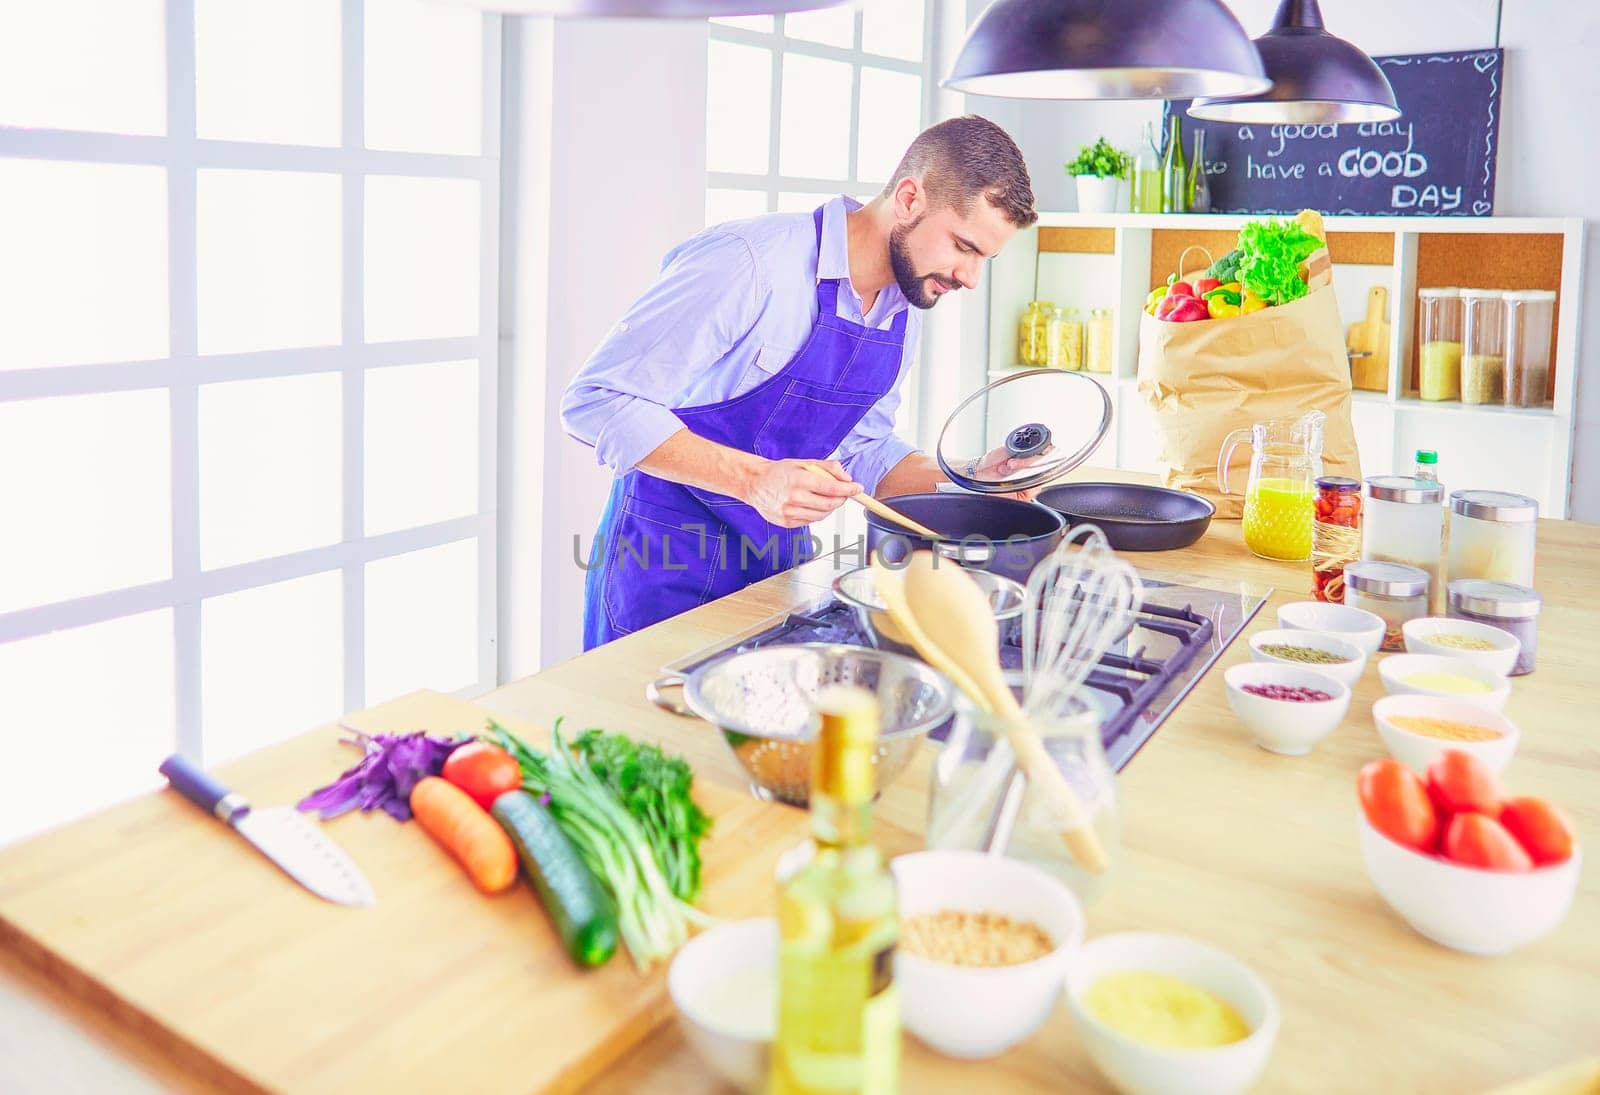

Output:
xmin=409 ymin=776 xmax=518 ymax=895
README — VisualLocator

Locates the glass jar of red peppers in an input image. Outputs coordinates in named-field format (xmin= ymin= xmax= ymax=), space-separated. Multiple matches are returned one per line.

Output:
xmin=1312 ymin=476 xmax=1362 ymax=603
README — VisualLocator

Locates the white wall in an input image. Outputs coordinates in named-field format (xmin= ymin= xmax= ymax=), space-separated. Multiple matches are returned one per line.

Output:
xmin=501 ymin=17 xmax=709 ymax=675
xmin=961 ymin=0 xmax=1600 ymax=520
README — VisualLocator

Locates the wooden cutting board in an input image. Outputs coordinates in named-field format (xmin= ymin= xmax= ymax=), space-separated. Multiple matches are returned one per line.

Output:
xmin=1346 ymin=285 xmax=1391 ymax=392
xmin=0 ymin=690 xmax=811 ymax=1094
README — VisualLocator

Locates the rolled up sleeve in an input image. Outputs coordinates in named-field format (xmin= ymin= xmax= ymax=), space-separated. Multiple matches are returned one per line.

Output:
xmin=561 ymin=231 xmax=765 ymax=474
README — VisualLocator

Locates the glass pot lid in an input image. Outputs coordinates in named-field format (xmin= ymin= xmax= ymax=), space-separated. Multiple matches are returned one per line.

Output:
xmin=936 ymin=370 xmax=1114 ymax=493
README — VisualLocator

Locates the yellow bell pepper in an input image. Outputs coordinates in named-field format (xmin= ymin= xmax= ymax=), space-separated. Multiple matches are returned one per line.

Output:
xmin=1202 ymin=281 xmax=1242 ymax=319
xmin=1145 ymin=285 xmax=1168 ymax=316
xmin=1241 ymin=288 xmax=1268 ymax=314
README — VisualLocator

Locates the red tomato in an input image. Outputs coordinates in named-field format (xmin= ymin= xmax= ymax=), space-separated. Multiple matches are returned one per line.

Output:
xmin=1443 ymin=812 xmax=1534 ymax=872
xmin=1358 ymin=759 xmax=1438 ymax=851
xmin=1498 ymin=797 xmax=1577 ymax=866
xmin=442 ymin=741 xmax=523 ymax=811
xmin=1425 ymin=750 xmax=1502 ymax=817
xmin=1167 ymin=280 xmax=1194 ymax=297
xmin=1194 ymin=277 xmax=1222 ymax=295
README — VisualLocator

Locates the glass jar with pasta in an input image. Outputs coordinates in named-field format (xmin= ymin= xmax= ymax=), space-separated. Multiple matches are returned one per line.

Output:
xmin=1018 ymin=300 xmax=1052 ymax=367
xmin=1085 ymin=307 xmax=1114 ymax=373
xmin=1311 ymin=476 xmax=1362 ymax=603
xmin=1046 ymin=307 xmax=1084 ymax=370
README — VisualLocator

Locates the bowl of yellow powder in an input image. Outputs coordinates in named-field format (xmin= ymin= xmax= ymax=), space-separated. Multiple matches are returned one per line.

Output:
xmin=1377 ymin=653 xmax=1511 ymax=712
xmin=1402 ymin=617 xmax=1521 ymax=677
xmin=1372 ymin=694 xmax=1521 ymax=775
xmin=1065 ymin=932 xmax=1278 ymax=1095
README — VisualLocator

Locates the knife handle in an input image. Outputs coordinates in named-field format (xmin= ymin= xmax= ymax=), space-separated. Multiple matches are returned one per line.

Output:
xmin=159 ymin=754 xmax=250 ymax=823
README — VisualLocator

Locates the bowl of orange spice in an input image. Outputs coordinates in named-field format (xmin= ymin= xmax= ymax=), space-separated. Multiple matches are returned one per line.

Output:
xmin=1372 ymin=694 xmax=1520 ymax=775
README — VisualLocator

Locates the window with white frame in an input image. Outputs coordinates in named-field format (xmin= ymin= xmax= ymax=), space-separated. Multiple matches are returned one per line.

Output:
xmin=705 ymin=1 xmax=932 ymax=225
xmin=0 ymin=0 xmax=501 ymax=846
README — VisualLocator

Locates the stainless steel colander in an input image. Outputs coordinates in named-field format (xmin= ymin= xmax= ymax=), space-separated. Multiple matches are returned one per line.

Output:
xmin=678 ymin=643 xmax=954 ymax=806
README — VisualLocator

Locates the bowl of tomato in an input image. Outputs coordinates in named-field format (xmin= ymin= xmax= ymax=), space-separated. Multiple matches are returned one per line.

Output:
xmin=1356 ymin=753 xmax=1581 ymax=955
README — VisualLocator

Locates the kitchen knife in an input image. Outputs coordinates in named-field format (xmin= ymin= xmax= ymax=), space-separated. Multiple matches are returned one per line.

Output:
xmin=159 ymin=754 xmax=376 ymax=908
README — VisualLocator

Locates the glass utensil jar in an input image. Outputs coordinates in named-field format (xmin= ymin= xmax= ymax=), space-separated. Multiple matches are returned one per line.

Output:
xmin=1218 ymin=410 xmax=1326 ymax=562
xmin=1448 ymin=579 xmax=1541 ymax=676
xmin=1363 ymin=475 xmax=1445 ymax=614
xmin=926 ymin=696 xmax=1119 ymax=907
xmin=1312 ymin=476 xmax=1362 ymax=603
xmin=1417 ymin=287 xmax=1463 ymax=401
xmin=1460 ymin=289 xmax=1507 ymax=404
xmin=1345 ymin=561 xmax=1430 ymax=652
xmin=1447 ymin=490 xmax=1537 ymax=587
xmin=1504 ymin=290 xmax=1556 ymax=407
xmin=1018 ymin=300 xmax=1052 ymax=367
xmin=1046 ymin=307 xmax=1084 ymax=370
xmin=1085 ymin=307 xmax=1114 ymax=373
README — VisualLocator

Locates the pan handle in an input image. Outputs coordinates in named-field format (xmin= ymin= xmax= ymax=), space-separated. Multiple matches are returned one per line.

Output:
xmin=935 ymin=538 xmax=995 ymax=566
xmin=646 ymin=673 xmax=694 ymax=718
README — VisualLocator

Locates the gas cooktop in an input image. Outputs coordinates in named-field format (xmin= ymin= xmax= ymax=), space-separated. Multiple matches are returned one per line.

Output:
xmin=657 ymin=569 xmax=1270 ymax=772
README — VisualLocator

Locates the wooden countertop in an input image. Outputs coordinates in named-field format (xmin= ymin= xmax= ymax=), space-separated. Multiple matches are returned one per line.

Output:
xmin=4 ymin=475 xmax=1598 ymax=1092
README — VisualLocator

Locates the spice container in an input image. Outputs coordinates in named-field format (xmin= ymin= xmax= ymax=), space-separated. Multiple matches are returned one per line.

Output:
xmin=1417 ymin=287 xmax=1463 ymax=401
xmin=1448 ymin=579 xmax=1541 ymax=676
xmin=1085 ymin=307 xmax=1113 ymax=373
xmin=1447 ymin=490 xmax=1537 ymax=587
xmin=1018 ymin=300 xmax=1052 ymax=367
xmin=1363 ymin=475 xmax=1445 ymax=613
xmin=1460 ymin=289 xmax=1506 ymax=404
xmin=927 ymin=694 xmax=1119 ymax=906
xmin=1311 ymin=476 xmax=1362 ymax=603
xmin=1345 ymin=561 xmax=1430 ymax=652
xmin=1504 ymin=289 xmax=1555 ymax=407
xmin=1046 ymin=306 xmax=1083 ymax=370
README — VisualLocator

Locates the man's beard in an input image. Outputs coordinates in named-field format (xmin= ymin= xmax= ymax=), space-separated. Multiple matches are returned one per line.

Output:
xmin=890 ymin=218 xmax=959 ymax=310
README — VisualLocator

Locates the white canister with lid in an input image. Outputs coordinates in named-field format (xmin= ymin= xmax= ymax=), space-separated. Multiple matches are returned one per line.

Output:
xmin=1447 ymin=490 xmax=1537 ymax=587
xmin=1363 ymin=476 xmax=1446 ymax=614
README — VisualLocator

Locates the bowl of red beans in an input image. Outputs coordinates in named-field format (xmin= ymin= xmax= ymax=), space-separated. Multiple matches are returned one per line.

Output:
xmin=1223 ymin=662 xmax=1352 ymax=757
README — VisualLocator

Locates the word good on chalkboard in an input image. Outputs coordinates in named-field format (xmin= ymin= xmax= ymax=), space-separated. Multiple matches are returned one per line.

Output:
xmin=1166 ymin=49 xmax=1503 ymax=216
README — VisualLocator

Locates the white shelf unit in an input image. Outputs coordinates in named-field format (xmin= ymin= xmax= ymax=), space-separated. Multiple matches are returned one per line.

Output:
xmin=985 ymin=214 xmax=1586 ymax=518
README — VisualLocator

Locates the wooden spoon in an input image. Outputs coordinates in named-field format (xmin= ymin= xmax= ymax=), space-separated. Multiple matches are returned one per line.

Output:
xmin=900 ymin=552 xmax=1109 ymax=874
xmin=805 ymin=463 xmax=943 ymax=540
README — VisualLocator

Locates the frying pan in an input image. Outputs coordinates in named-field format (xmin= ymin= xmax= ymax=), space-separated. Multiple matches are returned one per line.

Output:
xmin=1036 ymin=482 xmax=1215 ymax=552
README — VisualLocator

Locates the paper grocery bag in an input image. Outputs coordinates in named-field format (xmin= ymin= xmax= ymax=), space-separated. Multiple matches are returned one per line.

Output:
xmin=1136 ymin=270 xmax=1360 ymax=520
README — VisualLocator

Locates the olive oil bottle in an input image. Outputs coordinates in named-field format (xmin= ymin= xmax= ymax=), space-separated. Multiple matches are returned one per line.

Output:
xmin=771 ymin=686 xmax=899 ymax=1095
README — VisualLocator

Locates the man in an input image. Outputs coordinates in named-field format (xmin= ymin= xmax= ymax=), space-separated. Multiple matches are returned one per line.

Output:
xmin=564 ymin=115 xmax=1038 ymax=650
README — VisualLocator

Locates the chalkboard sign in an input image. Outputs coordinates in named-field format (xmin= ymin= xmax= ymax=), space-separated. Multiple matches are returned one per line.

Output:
xmin=1164 ymin=48 xmax=1504 ymax=216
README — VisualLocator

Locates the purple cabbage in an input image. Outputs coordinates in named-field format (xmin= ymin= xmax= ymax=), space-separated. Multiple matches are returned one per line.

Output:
xmin=298 ymin=730 xmax=464 ymax=822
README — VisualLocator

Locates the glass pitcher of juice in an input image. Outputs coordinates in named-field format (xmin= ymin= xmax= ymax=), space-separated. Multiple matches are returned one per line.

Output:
xmin=1217 ymin=411 xmax=1326 ymax=561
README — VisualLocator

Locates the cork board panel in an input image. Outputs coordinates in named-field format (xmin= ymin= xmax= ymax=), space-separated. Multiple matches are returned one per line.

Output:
xmin=1037 ymin=227 xmax=1116 ymax=254
xmin=1409 ymin=232 xmax=1564 ymax=401
xmin=1149 ymin=228 xmax=1395 ymax=289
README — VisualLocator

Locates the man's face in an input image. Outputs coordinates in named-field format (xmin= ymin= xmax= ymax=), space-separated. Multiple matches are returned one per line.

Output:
xmin=888 ymin=182 xmax=1020 ymax=310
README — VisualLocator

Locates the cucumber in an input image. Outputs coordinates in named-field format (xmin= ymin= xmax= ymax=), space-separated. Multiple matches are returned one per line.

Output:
xmin=491 ymin=790 xmax=619 ymax=968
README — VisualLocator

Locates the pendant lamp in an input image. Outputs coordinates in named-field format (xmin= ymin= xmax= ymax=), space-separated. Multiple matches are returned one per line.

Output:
xmin=1188 ymin=0 xmax=1399 ymax=123
xmin=435 ymin=0 xmax=849 ymax=17
xmin=943 ymin=0 xmax=1270 ymax=101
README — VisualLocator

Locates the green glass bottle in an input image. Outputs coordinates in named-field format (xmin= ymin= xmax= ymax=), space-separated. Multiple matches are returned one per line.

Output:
xmin=1161 ymin=114 xmax=1188 ymax=213
xmin=771 ymin=687 xmax=899 ymax=1095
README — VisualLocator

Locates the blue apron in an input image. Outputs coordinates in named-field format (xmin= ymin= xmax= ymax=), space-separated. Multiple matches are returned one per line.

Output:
xmin=582 ymin=207 xmax=907 ymax=649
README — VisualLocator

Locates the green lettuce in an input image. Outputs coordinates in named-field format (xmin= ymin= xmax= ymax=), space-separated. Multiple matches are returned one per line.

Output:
xmin=1236 ymin=219 xmax=1323 ymax=306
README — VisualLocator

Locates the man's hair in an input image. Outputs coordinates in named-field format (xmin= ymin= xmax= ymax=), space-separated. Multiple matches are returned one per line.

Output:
xmin=884 ymin=115 xmax=1037 ymax=228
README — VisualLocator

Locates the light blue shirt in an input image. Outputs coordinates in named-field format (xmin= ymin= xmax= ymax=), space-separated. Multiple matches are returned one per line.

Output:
xmin=560 ymin=195 xmax=921 ymax=495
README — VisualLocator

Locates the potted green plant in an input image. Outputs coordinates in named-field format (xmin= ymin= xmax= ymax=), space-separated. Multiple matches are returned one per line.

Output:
xmin=1066 ymin=138 xmax=1132 ymax=214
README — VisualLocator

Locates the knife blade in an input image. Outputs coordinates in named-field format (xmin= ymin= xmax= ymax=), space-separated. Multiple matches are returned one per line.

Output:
xmin=159 ymin=754 xmax=376 ymax=907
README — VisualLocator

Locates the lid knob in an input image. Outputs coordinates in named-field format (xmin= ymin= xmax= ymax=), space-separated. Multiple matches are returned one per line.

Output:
xmin=1006 ymin=423 xmax=1052 ymax=459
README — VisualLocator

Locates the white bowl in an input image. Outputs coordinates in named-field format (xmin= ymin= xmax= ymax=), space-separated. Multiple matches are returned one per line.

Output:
xmin=1248 ymin=628 xmax=1367 ymax=687
xmin=1358 ymin=815 xmax=1582 ymax=955
xmin=1371 ymin=694 xmax=1520 ymax=775
xmin=1402 ymin=617 xmax=1521 ymax=677
xmin=1223 ymin=662 xmax=1352 ymax=756
xmin=1377 ymin=653 xmax=1510 ymax=712
xmin=1276 ymin=601 xmax=1386 ymax=657
xmin=891 ymin=849 xmax=1085 ymax=1059
xmin=667 ymin=918 xmax=776 ymax=1093
xmin=1064 ymin=932 xmax=1279 ymax=1095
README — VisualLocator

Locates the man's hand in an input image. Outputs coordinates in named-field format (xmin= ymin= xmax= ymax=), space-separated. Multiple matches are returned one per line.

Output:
xmin=744 ymin=458 xmax=861 ymax=527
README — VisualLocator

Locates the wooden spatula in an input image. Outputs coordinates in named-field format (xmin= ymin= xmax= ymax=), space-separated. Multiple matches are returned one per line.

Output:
xmin=805 ymin=463 xmax=942 ymax=540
